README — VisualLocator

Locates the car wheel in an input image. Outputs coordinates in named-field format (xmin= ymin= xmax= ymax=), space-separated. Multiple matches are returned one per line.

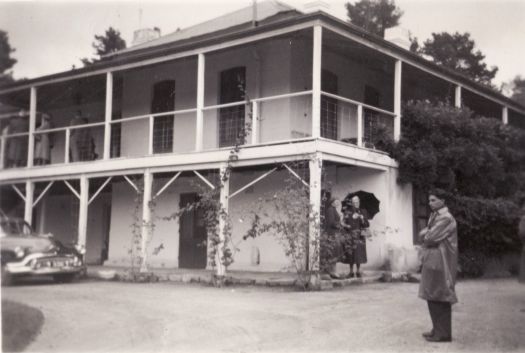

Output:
xmin=53 ymin=273 xmax=76 ymax=283
xmin=1 ymin=264 xmax=12 ymax=286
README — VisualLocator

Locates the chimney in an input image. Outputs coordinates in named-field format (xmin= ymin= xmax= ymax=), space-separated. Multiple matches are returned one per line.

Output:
xmin=303 ymin=0 xmax=330 ymax=13
xmin=384 ymin=27 xmax=411 ymax=50
xmin=132 ymin=27 xmax=161 ymax=47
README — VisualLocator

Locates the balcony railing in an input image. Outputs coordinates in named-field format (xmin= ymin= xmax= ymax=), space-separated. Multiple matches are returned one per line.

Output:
xmin=0 ymin=91 xmax=396 ymax=170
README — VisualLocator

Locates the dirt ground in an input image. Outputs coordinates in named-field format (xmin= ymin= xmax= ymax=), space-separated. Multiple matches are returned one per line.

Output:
xmin=2 ymin=277 xmax=524 ymax=353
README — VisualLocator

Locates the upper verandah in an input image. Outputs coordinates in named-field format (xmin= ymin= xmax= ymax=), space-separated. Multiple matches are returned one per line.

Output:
xmin=0 ymin=0 xmax=523 ymax=114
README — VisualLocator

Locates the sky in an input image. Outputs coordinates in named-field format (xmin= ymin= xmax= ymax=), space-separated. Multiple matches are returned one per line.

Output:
xmin=0 ymin=0 xmax=524 ymax=88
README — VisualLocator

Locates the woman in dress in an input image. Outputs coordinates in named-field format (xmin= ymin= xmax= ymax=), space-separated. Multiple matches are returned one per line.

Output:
xmin=342 ymin=195 xmax=369 ymax=278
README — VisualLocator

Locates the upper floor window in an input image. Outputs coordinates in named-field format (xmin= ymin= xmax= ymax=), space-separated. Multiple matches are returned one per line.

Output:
xmin=151 ymin=80 xmax=175 ymax=154
xmin=321 ymin=70 xmax=338 ymax=140
xmin=219 ymin=67 xmax=245 ymax=148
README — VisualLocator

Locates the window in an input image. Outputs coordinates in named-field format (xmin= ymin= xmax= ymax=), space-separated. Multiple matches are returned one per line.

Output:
xmin=151 ymin=80 xmax=175 ymax=154
xmin=219 ymin=67 xmax=246 ymax=147
xmin=321 ymin=70 xmax=338 ymax=140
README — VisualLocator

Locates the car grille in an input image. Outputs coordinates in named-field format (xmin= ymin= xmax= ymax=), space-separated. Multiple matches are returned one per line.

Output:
xmin=31 ymin=257 xmax=79 ymax=269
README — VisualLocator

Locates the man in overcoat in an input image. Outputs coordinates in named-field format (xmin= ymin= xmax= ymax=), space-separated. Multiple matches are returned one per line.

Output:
xmin=418 ymin=189 xmax=458 ymax=342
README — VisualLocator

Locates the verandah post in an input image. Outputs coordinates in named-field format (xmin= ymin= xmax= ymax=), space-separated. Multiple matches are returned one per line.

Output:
xmin=141 ymin=169 xmax=153 ymax=272
xmin=217 ymin=163 xmax=229 ymax=277
xmin=103 ymin=71 xmax=113 ymax=160
xmin=308 ymin=153 xmax=322 ymax=278
xmin=27 ymin=86 xmax=37 ymax=167
xmin=78 ymin=175 xmax=89 ymax=252
xmin=312 ymin=24 xmax=322 ymax=139
xmin=24 ymin=180 xmax=34 ymax=225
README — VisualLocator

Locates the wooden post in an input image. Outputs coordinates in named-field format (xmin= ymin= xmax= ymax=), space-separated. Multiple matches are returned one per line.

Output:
xmin=103 ymin=71 xmax=113 ymax=160
xmin=502 ymin=106 xmax=508 ymax=125
xmin=195 ymin=53 xmax=205 ymax=151
xmin=148 ymin=115 xmax=154 ymax=155
xmin=24 ymin=181 xmax=34 ymax=225
xmin=140 ymin=169 xmax=153 ymax=273
xmin=78 ymin=175 xmax=89 ymax=250
xmin=455 ymin=85 xmax=462 ymax=108
xmin=217 ymin=164 xmax=229 ymax=277
xmin=308 ymin=154 xmax=322 ymax=273
xmin=312 ymin=25 xmax=322 ymax=139
xmin=394 ymin=60 xmax=402 ymax=142
xmin=27 ymin=87 xmax=37 ymax=167
xmin=65 ymin=128 xmax=70 ymax=163
xmin=357 ymin=104 xmax=363 ymax=147
xmin=251 ymin=101 xmax=259 ymax=145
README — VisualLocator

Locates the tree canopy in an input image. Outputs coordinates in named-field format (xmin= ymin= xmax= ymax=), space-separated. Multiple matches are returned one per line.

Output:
xmin=393 ymin=101 xmax=525 ymax=255
xmin=81 ymin=27 xmax=126 ymax=66
xmin=509 ymin=76 xmax=525 ymax=106
xmin=345 ymin=0 xmax=403 ymax=37
xmin=411 ymin=32 xmax=498 ymax=87
xmin=0 ymin=30 xmax=17 ymax=85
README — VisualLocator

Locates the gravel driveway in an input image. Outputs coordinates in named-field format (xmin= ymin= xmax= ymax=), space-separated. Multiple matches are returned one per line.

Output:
xmin=2 ymin=277 xmax=525 ymax=352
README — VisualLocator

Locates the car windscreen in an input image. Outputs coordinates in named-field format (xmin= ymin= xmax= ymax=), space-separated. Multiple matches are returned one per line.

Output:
xmin=0 ymin=220 xmax=33 ymax=237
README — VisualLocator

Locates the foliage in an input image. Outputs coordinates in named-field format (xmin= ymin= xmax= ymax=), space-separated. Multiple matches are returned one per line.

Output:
xmin=458 ymin=249 xmax=488 ymax=278
xmin=81 ymin=27 xmax=126 ymax=66
xmin=411 ymin=32 xmax=498 ymax=87
xmin=393 ymin=100 xmax=525 ymax=255
xmin=0 ymin=30 xmax=17 ymax=86
xmin=508 ymin=75 xmax=525 ymax=106
xmin=244 ymin=166 xmax=321 ymax=290
xmin=345 ymin=0 xmax=403 ymax=37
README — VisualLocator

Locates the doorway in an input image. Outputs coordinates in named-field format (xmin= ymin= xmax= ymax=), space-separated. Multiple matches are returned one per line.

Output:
xmin=178 ymin=193 xmax=207 ymax=269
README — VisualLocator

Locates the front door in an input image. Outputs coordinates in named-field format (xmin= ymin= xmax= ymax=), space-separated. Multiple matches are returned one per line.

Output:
xmin=178 ymin=193 xmax=207 ymax=269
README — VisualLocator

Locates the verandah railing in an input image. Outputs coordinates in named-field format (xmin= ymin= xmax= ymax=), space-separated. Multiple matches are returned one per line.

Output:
xmin=0 ymin=91 xmax=395 ymax=169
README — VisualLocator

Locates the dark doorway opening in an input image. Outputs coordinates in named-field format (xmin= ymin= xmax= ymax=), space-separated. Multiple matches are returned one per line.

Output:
xmin=178 ymin=193 xmax=207 ymax=269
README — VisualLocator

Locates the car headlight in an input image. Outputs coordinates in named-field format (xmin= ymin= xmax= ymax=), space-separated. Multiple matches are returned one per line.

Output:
xmin=14 ymin=246 xmax=26 ymax=258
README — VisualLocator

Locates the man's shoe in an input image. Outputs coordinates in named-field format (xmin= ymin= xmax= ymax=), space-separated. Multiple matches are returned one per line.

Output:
xmin=422 ymin=330 xmax=434 ymax=338
xmin=356 ymin=272 xmax=362 ymax=278
xmin=425 ymin=335 xmax=451 ymax=342
xmin=347 ymin=272 xmax=355 ymax=279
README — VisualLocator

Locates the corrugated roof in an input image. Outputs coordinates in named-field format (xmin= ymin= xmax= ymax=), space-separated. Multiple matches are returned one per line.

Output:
xmin=112 ymin=0 xmax=299 ymax=56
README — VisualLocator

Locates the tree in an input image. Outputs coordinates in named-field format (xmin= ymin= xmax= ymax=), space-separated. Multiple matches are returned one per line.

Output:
xmin=509 ymin=76 xmax=525 ymax=106
xmin=392 ymin=101 xmax=525 ymax=274
xmin=345 ymin=0 xmax=403 ymax=37
xmin=0 ymin=30 xmax=17 ymax=85
xmin=81 ymin=27 xmax=126 ymax=66
xmin=412 ymin=32 xmax=498 ymax=86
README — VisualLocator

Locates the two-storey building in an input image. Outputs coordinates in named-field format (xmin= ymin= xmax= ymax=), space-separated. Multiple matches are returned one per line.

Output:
xmin=1 ymin=1 xmax=524 ymax=274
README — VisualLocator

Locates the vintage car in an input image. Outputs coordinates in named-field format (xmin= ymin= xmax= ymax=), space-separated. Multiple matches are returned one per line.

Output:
xmin=0 ymin=214 xmax=86 ymax=286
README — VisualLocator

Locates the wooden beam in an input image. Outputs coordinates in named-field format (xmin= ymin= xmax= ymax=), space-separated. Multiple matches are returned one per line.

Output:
xmin=308 ymin=153 xmax=322 ymax=272
xmin=124 ymin=175 xmax=139 ymax=192
xmin=77 ymin=176 xmax=89 ymax=251
xmin=393 ymin=60 xmax=402 ymax=142
xmin=282 ymin=163 xmax=309 ymax=187
xmin=193 ymin=170 xmax=215 ymax=190
xmin=251 ymin=101 xmax=259 ymax=145
xmin=64 ymin=128 xmax=70 ymax=164
xmin=311 ymin=25 xmax=322 ymax=139
xmin=140 ymin=169 xmax=153 ymax=273
xmin=229 ymin=167 xmax=277 ymax=199
xmin=24 ymin=181 xmax=34 ymax=225
xmin=357 ymin=104 xmax=363 ymax=147
xmin=195 ymin=53 xmax=205 ymax=151
xmin=12 ymin=184 xmax=25 ymax=201
xmin=216 ymin=164 xmax=229 ymax=277
xmin=502 ymin=106 xmax=508 ymax=125
xmin=455 ymin=85 xmax=462 ymax=108
xmin=27 ymin=87 xmax=37 ymax=168
xmin=63 ymin=180 xmax=80 ymax=200
xmin=153 ymin=171 xmax=181 ymax=199
xmin=88 ymin=176 xmax=112 ymax=205
xmin=33 ymin=181 xmax=54 ymax=208
xmin=103 ymin=72 xmax=113 ymax=160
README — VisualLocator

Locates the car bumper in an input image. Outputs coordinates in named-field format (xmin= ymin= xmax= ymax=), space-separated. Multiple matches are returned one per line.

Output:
xmin=5 ymin=253 xmax=85 ymax=276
